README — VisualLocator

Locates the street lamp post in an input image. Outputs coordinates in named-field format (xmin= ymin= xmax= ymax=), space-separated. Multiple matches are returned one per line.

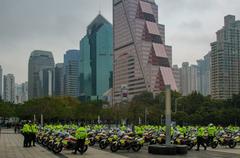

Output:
xmin=165 ymin=85 xmax=171 ymax=145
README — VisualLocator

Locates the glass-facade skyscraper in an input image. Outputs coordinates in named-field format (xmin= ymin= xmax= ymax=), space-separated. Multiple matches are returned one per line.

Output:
xmin=55 ymin=63 xmax=64 ymax=96
xmin=64 ymin=50 xmax=80 ymax=97
xmin=113 ymin=0 xmax=177 ymax=104
xmin=80 ymin=14 xmax=113 ymax=99
xmin=28 ymin=50 xmax=55 ymax=99
xmin=211 ymin=15 xmax=240 ymax=99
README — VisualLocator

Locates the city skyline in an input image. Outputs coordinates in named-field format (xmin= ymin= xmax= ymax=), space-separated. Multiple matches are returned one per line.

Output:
xmin=1 ymin=0 xmax=240 ymax=83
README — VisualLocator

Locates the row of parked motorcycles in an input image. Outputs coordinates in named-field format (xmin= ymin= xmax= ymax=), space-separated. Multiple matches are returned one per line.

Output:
xmin=36 ymin=127 xmax=240 ymax=154
xmin=36 ymin=130 xmax=89 ymax=154
xmin=87 ymin=130 xmax=144 ymax=152
xmin=87 ymin=129 xmax=240 ymax=151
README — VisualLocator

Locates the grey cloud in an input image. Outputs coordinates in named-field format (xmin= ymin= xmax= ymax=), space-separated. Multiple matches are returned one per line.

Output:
xmin=179 ymin=20 xmax=202 ymax=30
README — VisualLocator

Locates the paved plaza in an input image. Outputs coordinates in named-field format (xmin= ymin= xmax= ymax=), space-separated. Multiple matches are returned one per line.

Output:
xmin=0 ymin=129 xmax=240 ymax=158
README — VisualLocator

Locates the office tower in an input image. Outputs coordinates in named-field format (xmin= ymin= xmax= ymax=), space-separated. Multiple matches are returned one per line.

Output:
xmin=180 ymin=62 xmax=200 ymax=95
xmin=80 ymin=14 xmax=113 ymax=100
xmin=113 ymin=0 xmax=177 ymax=103
xmin=4 ymin=74 xmax=15 ymax=102
xmin=0 ymin=65 xmax=2 ymax=100
xmin=189 ymin=65 xmax=200 ymax=92
xmin=28 ymin=50 xmax=55 ymax=99
xmin=21 ymin=82 xmax=28 ymax=103
xmin=15 ymin=82 xmax=28 ymax=104
xmin=64 ymin=50 xmax=80 ymax=97
xmin=55 ymin=63 xmax=64 ymax=96
xmin=211 ymin=15 xmax=240 ymax=99
xmin=15 ymin=83 xmax=22 ymax=104
xmin=172 ymin=65 xmax=181 ymax=92
xmin=197 ymin=52 xmax=211 ymax=96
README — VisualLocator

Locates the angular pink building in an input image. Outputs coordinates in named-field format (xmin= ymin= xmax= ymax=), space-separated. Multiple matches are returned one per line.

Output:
xmin=113 ymin=0 xmax=177 ymax=104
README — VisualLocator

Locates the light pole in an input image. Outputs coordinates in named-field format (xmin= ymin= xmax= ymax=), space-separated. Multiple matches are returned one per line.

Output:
xmin=165 ymin=85 xmax=171 ymax=145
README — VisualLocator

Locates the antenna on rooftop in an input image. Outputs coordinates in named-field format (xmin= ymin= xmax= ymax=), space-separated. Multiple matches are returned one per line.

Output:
xmin=98 ymin=0 xmax=101 ymax=15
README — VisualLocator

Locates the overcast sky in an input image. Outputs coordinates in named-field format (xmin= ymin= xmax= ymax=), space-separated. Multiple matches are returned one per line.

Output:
xmin=0 ymin=0 xmax=240 ymax=83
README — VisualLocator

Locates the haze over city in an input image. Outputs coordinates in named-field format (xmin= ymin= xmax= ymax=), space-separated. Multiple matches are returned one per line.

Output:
xmin=0 ymin=0 xmax=240 ymax=83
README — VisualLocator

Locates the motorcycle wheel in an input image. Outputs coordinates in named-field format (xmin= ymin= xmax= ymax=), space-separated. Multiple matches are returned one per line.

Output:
xmin=52 ymin=144 xmax=63 ymax=154
xmin=99 ymin=141 xmax=108 ymax=149
xmin=42 ymin=139 xmax=48 ymax=147
xmin=211 ymin=141 xmax=218 ymax=149
xmin=110 ymin=144 xmax=118 ymax=152
xmin=228 ymin=140 xmax=237 ymax=148
xmin=132 ymin=144 xmax=141 ymax=152
xmin=47 ymin=142 xmax=53 ymax=150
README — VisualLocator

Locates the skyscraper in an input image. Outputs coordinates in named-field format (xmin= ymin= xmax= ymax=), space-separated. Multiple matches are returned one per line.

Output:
xmin=21 ymin=82 xmax=28 ymax=103
xmin=0 ymin=65 xmax=2 ymax=100
xmin=64 ymin=50 xmax=80 ymax=97
xmin=80 ymin=14 xmax=113 ymax=100
xmin=15 ymin=82 xmax=28 ymax=104
xmin=197 ymin=52 xmax=211 ymax=96
xmin=113 ymin=0 xmax=177 ymax=103
xmin=15 ymin=83 xmax=22 ymax=104
xmin=189 ymin=65 xmax=200 ymax=92
xmin=4 ymin=74 xmax=15 ymax=102
xmin=180 ymin=62 xmax=190 ymax=95
xmin=28 ymin=50 xmax=55 ymax=99
xmin=55 ymin=63 xmax=64 ymax=96
xmin=179 ymin=62 xmax=200 ymax=95
xmin=211 ymin=15 xmax=240 ymax=99
xmin=172 ymin=65 xmax=181 ymax=92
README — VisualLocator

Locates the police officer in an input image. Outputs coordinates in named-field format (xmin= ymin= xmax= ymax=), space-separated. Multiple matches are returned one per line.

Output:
xmin=74 ymin=123 xmax=87 ymax=154
xmin=30 ymin=123 xmax=38 ymax=146
xmin=196 ymin=126 xmax=207 ymax=151
xmin=21 ymin=122 xmax=31 ymax=147
xmin=207 ymin=123 xmax=216 ymax=146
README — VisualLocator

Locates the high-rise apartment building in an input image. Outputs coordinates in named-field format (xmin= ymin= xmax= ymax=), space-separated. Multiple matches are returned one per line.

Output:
xmin=0 ymin=65 xmax=2 ymax=100
xmin=113 ymin=0 xmax=177 ymax=103
xmin=4 ymin=74 xmax=15 ymax=102
xmin=64 ymin=50 xmax=80 ymax=97
xmin=211 ymin=15 xmax=240 ymax=99
xmin=55 ymin=63 xmax=64 ymax=96
xmin=28 ymin=50 xmax=55 ymax=99
xmin=80 ymin=14 xmax=113 ymax=100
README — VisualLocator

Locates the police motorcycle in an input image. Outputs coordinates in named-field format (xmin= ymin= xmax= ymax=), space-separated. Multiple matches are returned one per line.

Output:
xmin=41 ymin=130 xmax=54 ymax=147
xmin=88 ymin=130 xmax=107 ymax=146
xmin=110 ymin=132 xmax=144 ymax=152
xmin=99 ymin=130 xmax=118 ymax=149
xmin=36 ymin=128 xmax=46 ymax=144
xmin=211 ymin=130 xmax=237 ymax=149
xmin=149 ymin=132 xmax=166 ymax=145
xmin=52 ymin=132 xmax=89 ymax=154
xmin=172 ymin=132 xmax=196 ymax=150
